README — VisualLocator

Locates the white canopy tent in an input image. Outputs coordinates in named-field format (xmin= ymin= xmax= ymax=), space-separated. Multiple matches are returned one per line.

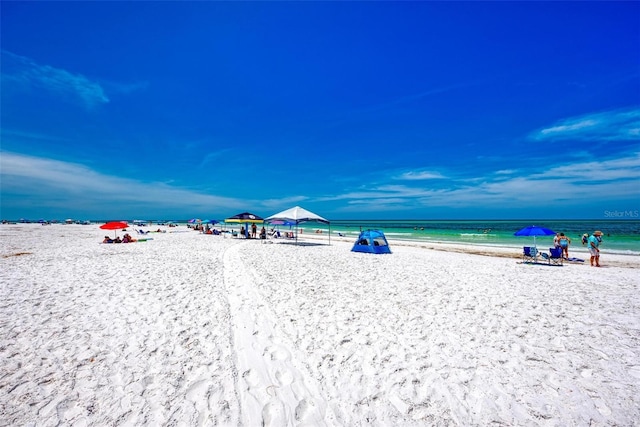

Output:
xmin=265 ymin=206 xmax=331 ymax=244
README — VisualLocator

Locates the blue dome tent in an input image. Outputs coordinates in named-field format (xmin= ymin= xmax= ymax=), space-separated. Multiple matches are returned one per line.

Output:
xmin=351 ymin=229 xmax=391 ymax=254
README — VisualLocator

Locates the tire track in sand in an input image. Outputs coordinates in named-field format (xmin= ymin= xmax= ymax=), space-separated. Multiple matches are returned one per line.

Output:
xmin=223 ymin=243 xmax=337 ymax=426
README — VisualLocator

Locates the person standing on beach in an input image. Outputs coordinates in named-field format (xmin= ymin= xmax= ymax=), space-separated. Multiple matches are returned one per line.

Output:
xmin=251 ymin=223 xmax=257 ymax=238
xmin=558 ymin=233 xmax=571 ymax=258
xmin=588 ymin=231 xmax=603 ymax=267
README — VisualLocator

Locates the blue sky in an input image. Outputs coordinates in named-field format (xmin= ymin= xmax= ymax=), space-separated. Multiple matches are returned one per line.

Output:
xmin=1 ymin=1 xmax=639 ymax=221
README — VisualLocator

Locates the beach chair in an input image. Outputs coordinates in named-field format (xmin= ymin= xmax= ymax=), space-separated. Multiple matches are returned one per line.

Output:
xmin=541 ymin=247 xmax=564 ymax=266
xmin=522 ymin=246 xmax=539 ymax=263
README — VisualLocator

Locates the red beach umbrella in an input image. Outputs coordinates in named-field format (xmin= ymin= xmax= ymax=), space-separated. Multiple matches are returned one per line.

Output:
xmin=100 ymin=221 xmax=129 ymax=237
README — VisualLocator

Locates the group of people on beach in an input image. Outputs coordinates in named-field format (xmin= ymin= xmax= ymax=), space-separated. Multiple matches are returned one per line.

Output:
xmin=554 ymin=231 xmax=604 ymax=267
xmin=238 ymin=224 xmax=268 ymax=239
xmin=102 ymin=233 xmax=136 ymax=244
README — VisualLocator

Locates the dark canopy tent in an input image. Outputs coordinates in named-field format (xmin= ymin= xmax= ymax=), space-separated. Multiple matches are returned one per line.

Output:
xmin=224 ymin=212 xmax=264 ymax=238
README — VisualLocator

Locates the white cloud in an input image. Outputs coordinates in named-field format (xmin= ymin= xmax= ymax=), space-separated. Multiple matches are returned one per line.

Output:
xmin=325 ymin=152 xmax=640 ymax=210
xmin=535 ymin=154 xmax=640 ymax=181
xmin=0 ymin=151 xmax=246 ymax=213
xmin=395 ymin=170 xmax=446 ymax=180
xmin=531 ymin=108 xmax=640 ymax=142
xmin=540 ymin=119 xmax=598 ymax=135
xmin=2 ymin=50 xmax=109 ymax=108
xmin=3 ymin=148 xmax=638 ymax=219
xmin=494 ymin=169 xmax=518 ymax=176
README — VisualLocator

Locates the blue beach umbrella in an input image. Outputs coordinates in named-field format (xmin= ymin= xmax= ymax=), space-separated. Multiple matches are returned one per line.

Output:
xmin=514 ymin=225 xmax=556 ymax=249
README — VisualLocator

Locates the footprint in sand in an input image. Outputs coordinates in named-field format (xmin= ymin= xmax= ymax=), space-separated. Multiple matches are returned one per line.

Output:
xmin=295 ymin=398 xmax=321 ymax=423
xmin=628 ymin=365 xmax=640 ymax=379
xmin=242 ymin=369 xmax=260 ymax=388
xmin=262 ymin=400 xmax=287 ymax=426
xmin=265 ymin=345 xmax=290 ymax=361
xmin=185 ymin=379 xmax=209 ymax=402
xmin=275 ymin=369 xmax=294 ymax=386
xmin=593 ymin=397 xmax=612 ymax=416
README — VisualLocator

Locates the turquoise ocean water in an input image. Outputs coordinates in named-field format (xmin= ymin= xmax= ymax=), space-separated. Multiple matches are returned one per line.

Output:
xmin=304 ymin=220 xmax=640 ymax=256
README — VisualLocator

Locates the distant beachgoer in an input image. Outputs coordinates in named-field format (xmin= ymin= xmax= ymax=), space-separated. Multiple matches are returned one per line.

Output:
xmin=588 ymin=231 xmax=603 ymax=267
xmin=103 ymin=236 xmax=113 ymax=243
xmin=122 ymin=233 xmax=137 ymax=243
xmin=581 ymin=233 xmax=589 ymax=245
xmin=240 ymin=226 xmax=245 ymax=238
xmin=553 ymin=233 xmax=561 ymax=249
xmin=558 ymin=233 xmax=571 ymax=258
xmin=251 ymin=223 xmax=257 ymax=238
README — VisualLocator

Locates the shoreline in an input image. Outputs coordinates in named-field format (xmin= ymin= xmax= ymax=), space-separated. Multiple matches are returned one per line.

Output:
xmin=300 ymin=232 xmax=640 ymax=269
xmin=2 ymin=223 xmax=638 ymax=268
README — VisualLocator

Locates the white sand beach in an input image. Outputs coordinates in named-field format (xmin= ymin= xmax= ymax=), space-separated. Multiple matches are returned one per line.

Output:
xmin=1 ymin=223 xmax=639 ymax=426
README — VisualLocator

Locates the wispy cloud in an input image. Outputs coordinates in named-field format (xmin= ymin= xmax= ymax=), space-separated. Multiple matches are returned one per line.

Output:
xmin=0 ymin=151 xmax=247 ymax=215
xmin=198 ymin=148 xmax=234 ymax=168
xmin=531 ymin=108 xmax=640 ymax=142
xmin=0 ymin=128 xmax=73 ymax=142
xmin=1 ymin=50 xmax=109 ymax=108
xmin=362 ymin=84 xmax=468 ymax=114
xmin=261 ymin=196 xmax=308 ymax=209
xmin=3 ymin=148 xmax=638 ymax=218
xmin=394 ymin=170 xmax=446 ymax=180
xmin=323 ymin=152 xmax=640 ymax=212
